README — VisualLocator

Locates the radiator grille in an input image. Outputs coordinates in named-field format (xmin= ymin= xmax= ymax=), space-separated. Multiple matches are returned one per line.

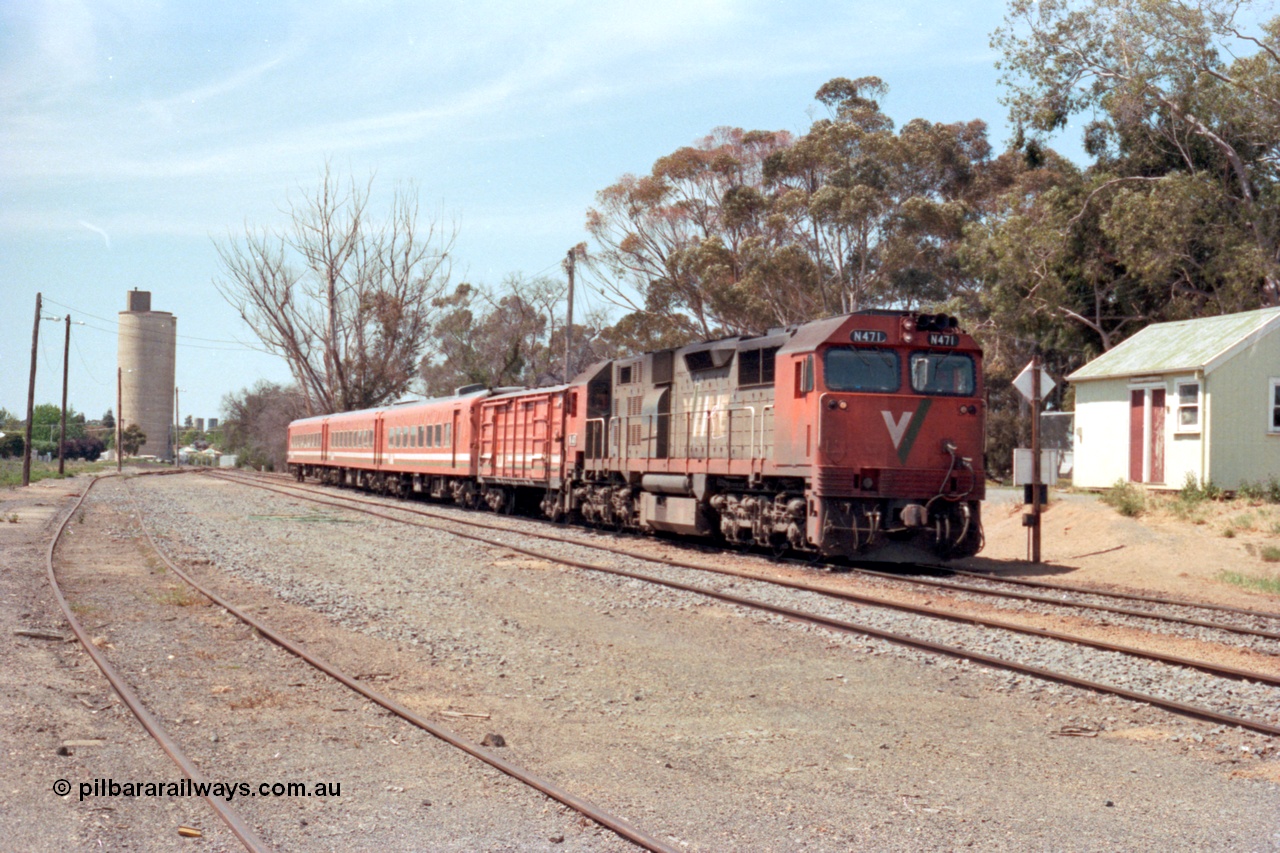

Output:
xmin=814 ymin=467 xmax=951 ymax=498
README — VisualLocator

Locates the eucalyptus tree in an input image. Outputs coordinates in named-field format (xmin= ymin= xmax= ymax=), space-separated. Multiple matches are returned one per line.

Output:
xmin=214 ymin=163 xmax=456 ymax=415
xmin=993 ymin=0 xmax=1280 ymax=314
xmin=585 ymin=126 xmax=799 ymax=341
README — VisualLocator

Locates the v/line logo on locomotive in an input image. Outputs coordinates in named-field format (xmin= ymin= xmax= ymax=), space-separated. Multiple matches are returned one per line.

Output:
xmin=287 ymin=311 xmax=985 ymax=559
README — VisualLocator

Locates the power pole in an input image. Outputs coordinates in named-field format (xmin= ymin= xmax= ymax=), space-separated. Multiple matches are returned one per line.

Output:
xmin=561 ymin=243 xmax=586 ymax=383
xmin=58 ymin=314 xmax=70 ymax=475
xmin=116 ymin=367 xmax=123 ymax=474
xmin=1030 ymin=353 xmax=1042 ymax=564
xmin=22 ymin=293 xmax=41 ymax=487
xmin=174 ymin=386 xmax=180 ymax=466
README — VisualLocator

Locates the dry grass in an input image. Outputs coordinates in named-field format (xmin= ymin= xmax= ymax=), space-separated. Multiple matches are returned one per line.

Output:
xmin=228 ymin=689 xmax=287 ymax=710
xmin=152 ymin=586 xmax=205 ymax=607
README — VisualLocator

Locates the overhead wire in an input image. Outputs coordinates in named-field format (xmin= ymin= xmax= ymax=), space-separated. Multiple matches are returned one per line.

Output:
xmin=42 ymin=295 xmax=268 ymax=350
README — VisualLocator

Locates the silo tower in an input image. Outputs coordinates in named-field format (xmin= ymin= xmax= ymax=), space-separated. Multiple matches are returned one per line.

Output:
xmin=117 ymin=289 xmax=176 ymax=461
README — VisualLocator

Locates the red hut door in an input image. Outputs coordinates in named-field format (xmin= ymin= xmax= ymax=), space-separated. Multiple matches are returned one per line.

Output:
xmin=1128 ymin=387 xmax=1166 ymax=484
xmin=1128 ymin=390 xmax=1144 ymax=483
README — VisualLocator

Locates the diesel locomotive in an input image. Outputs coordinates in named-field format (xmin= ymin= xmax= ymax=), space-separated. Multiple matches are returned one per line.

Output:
xmin=287 ymin=310 xmax=985 ymax=558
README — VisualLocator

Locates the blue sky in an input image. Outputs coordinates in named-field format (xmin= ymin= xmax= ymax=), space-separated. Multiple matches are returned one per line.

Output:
xmin=2 ymin=0 xmax=1035 ymax=424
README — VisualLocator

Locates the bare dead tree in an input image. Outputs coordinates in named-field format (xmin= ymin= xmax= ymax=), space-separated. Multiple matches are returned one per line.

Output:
xmin=214 ymin=163 xmax=456 ymax=414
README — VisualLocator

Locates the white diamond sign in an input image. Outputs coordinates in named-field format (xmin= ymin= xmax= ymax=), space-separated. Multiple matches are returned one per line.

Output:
xmin=1013 ymin=362 xmax=1055 ymax=402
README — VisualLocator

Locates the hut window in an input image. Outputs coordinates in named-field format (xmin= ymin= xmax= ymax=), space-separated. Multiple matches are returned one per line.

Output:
xmin=1176 ymin=382 xmax=1200 ymax=431
xmin=1270 ymin=379 xmax=1280 ymax=433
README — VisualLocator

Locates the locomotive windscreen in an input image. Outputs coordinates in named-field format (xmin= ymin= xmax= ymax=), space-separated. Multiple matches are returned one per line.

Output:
xmin=823 ymin=348 xmax=900 ymax=392
xmin=908 ymin=352 xmax=975 ymax=396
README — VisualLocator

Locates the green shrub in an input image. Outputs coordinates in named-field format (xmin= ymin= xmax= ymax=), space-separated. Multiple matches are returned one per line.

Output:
xmin=0 ymin=433 xmax=22 ymax=459
xmin=1238 ymin=479 xmax=1265 ymax=501
xmin=1218 ymin=570 xmax=1280 ymax=594
xmin=1262 ymin=546 xmax=1280 ymax=563
xmin=1179 ymin=473 xmax=1222 ymax=503
xmin=1101 ymin=479 xmax=1146 ymax=517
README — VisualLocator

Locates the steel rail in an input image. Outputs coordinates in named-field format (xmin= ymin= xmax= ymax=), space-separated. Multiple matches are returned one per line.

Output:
xmin=949 ymin=568 xmax=1280 ymax=621
xmin=847 ymin=565 xmax=1280 ymax=642
xmin=207 ymin=472 xmax=1280 ymax=686
xmin=201 ymin=470 xmax=1280 ymax=738
xmin=243 ymin=470 xmax=1280 ymax=639
xmin=124 ymin=479 xmax=678 ymax=853
xmin=45 ymin=474 xmax=272 ymax=852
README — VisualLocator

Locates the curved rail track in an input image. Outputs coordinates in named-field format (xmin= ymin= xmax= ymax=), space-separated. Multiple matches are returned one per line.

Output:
xmin=47 ymin=473 xmax=272 ymax=852
xmin=201 ymin=469 xmax=1280 ymax=738
xmin=53 ymin=473 xmax=677 ymax=853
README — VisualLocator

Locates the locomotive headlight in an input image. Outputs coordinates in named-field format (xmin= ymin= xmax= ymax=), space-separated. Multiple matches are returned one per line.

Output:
xmin=838 ymin=400 xmax=848 ymax=410
xmin=861 ymin=476 xmax=875 ymax=489
xmin=903 ymin=333 xmax=914 ymax=343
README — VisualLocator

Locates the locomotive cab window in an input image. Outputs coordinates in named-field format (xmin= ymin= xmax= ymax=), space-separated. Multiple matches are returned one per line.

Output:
xmin=738 ymin=347 xmax=778 ymax=386
xmin=824 ymin=348 xmax=900 ymax=392
xmin=909 ymin=352 xmax=975 ymax=396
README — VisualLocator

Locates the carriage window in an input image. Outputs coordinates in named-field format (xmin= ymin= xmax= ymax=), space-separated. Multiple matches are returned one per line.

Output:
xmin=435 ymin=424 xmax=443 ymax=446
xmin=417 ymin=425 xmax=424 ymax=446
xmin=824 ymin=348 xmax=899 ymax=392
xmin=445 ymin=423 xmax=452 ymax=445
xmin=909 ymin=352 xmax=975 ymax=396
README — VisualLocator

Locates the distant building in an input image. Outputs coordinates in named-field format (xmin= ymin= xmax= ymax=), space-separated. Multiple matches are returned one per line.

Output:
xmin=207 ymin=417 xmax=219 ymax=430
xmin=117 ymin=289 xmax=177 ymax=461
xmin=195 ymin=417 xmax=205 ymax=432
xmin=1067 ymin=307 xmax=1280 ymax=490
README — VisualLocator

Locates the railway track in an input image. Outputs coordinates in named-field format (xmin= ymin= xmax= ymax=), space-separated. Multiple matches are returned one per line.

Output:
xmin=217 ymin=471 xmax=1280 ymax=667
xmin=202 ymin=469 xmax=1280 ymax=738
xmin=248 ymin=470 xmax=1280 ymax=643
xmin=50 ymin=473 xmax=677 ymax=853
xmin=46 ymin=472 xmax=271 ymax=852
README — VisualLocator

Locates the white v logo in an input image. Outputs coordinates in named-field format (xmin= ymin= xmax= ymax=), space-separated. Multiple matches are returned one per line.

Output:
xmin=882 ymin=410 xmax=913 ymax=449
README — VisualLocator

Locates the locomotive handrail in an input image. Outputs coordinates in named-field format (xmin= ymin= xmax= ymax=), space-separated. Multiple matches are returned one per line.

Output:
xmin=723 ymin=405 xmax=756 ymax=461
xmin=759 ymin=403 xmax=774 ymax=462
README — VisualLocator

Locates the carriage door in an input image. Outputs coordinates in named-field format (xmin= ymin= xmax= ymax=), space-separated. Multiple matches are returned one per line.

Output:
xmin=451 ymin=409 xmax=460 ymax=468
xmin=1128 ymin=386 xmax=1166 ymax=484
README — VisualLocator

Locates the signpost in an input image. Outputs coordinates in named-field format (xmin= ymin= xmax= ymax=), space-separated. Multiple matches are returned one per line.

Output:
xmin=1014 ymin=358 xmax=1056 ymax=563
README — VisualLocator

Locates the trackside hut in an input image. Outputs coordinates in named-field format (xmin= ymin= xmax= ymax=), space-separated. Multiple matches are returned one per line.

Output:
xmin=1067 ymin=307 xmax=1280 ymax=491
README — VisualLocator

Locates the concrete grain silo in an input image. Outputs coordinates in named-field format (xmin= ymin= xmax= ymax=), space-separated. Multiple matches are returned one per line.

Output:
xmin=117 ymin=289 xmax=176 ymax=461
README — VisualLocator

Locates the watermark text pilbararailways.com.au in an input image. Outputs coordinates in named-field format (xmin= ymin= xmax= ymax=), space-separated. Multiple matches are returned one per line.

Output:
xmin=53 ymin=778 xmax=341 ymax=802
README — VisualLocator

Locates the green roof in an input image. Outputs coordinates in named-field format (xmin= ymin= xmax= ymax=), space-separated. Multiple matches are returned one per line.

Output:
xmin=1067 ymin=307 xmax=1280 ymax=381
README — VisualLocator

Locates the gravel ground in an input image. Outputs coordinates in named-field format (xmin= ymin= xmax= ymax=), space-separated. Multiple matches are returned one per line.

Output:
xmin=194 ymin=475 xmax=1280 ymax=732
xmin=5 ymin=471 xmax=1280 ymax=850
xmin=117 ymin=472 xmax=1280 ymax=850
